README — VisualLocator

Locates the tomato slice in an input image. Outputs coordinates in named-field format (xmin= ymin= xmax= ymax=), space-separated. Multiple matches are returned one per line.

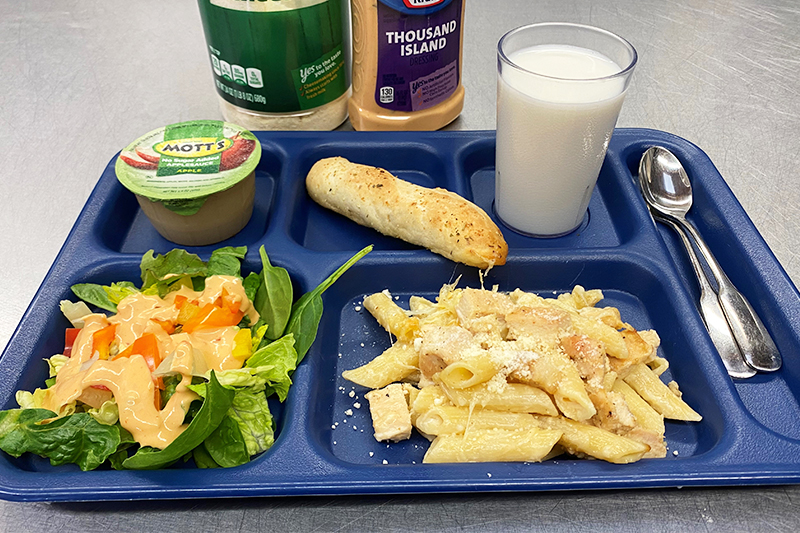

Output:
xmin=64 ymin=328 xmax=81 ymax=357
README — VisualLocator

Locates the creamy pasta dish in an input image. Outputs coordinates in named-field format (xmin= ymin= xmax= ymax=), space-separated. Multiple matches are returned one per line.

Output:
xmin=343 ymin=282 xmax=701 ymax=464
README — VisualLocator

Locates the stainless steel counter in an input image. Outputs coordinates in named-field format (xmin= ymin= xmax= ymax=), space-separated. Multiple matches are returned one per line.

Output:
xmin=2 ymin=0 xmax=800 ymax=530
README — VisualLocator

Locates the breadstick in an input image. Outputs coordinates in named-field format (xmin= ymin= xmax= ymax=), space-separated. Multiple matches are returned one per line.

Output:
xmin=306 ymin=157 xmax=508 ymax=269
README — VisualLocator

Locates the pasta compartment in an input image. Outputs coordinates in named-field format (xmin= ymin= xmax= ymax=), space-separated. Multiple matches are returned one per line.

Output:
xmin=316 ymin=257 xmax=720 ymax=467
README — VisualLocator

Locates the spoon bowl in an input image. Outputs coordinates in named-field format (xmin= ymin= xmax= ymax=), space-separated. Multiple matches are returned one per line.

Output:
xmin=638 ymin=146 xmax=693 ymax=219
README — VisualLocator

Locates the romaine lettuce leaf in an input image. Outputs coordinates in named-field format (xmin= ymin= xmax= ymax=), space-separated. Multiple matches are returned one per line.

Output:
xmin=191 ymin=368 xmax=267 ymax=392
xmin=59 ymin=300 xmax=93 ymax=327
xmin=198 ymin=389 xmax=275 ymax=460
xmin=47 ymin=355 xmax=69 ymax=378
xmin=140 ymin=249 xmax=208 ymax=296
xmin=190 ymin=336 xmax=297 ymax=402
xmin=104 ymin=281 xmax=140 ymax=305
xmin=0 ymin=409 xmax=122 ymax=471
xmin=88 ymin=400 xmax=119 ymax=426
xmin=228 ymin=389 xmax=274 ymax=456
xmin=16 ymin=388 xmax=53 ymax=410
xmin=246 ymin=335 xmax=297 ymax=402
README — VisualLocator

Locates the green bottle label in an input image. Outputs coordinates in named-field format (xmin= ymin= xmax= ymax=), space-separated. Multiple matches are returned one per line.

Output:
xmin=197 ymin=0 xmax=348 ymax=113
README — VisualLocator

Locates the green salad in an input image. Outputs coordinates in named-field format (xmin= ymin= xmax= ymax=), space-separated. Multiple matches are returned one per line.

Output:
xmin=0 ymin=245 xmax=370 ymax=470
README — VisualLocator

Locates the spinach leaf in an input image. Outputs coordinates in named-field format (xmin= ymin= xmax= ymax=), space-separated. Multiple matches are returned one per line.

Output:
xmin=286 ymin=245 xmax=372 ymax=363
xmin=207 ymin=246 xmax=247 ymax=278
xmin=140 ymin=249 xmax=207 ymax=296
xmin=0 ymin=409 xmax=121 ymax=471
xmin=254 ymin=246 xmax=293 ymax=342
xmin=108 ymin=427 xmax=136 ymax=470
xmin=192 ymin=444 xmax=220 ymax=468
xmin=202 ymin=415 xmax=249 ymax=468
xmin=122 ymin=371 xmax=234 ymax=470
xmin=71 ymin=284 xmax=118 ymax=313
xmin=71 ymin=281 xmax=141 ymax=313
xmin=243 ymin=272 xmax=261 ymax=303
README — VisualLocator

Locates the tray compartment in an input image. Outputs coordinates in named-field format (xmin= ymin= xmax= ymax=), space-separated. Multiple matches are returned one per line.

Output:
xmin=306 ymin=254 xmax=724 ymax=466
xmin=618 ymin=133 xmax=800 ymax=441
xmin=461 ymin=135 xmax=651 ymax=250
xmin=285 ymin=140 xmax=459 ymax=252
xmin=0 ymin=255 xmax=295 ymax=474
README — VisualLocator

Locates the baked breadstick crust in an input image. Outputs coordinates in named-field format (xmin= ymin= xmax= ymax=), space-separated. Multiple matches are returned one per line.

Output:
xmin=306 ymin=157 xmax=508 ymax=269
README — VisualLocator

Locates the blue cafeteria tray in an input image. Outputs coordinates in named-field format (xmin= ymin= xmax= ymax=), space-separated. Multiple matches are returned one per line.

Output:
xmin=2 ymin=129 xmax=800 ymax=502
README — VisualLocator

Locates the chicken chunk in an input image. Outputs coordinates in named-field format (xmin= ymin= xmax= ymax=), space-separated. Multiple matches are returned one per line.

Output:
xmin=365 ymin=383 xmax=413 ymax=442
xmin=417 ymin=325 xmax=477 ymax=379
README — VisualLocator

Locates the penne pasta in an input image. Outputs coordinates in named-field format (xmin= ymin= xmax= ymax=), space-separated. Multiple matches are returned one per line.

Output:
xmin=346 ymin=282 xmax=701 ymax=465
xmin=342 ymin=342 xmax=418 ymax=389
xmin=414 ymin=404 xmax=537 ymax=436
xmin=423 ymin=428 xmax=562 ymax=463
xmin=533 ymin=415 xmax=649 ymax=464
xmin=363 ymin=291 xmax=420 ymax=342
xmin=612 ymin=379 xmax=665 ymax=437
xmin=438 ymin=356 xmax=497 ymax=390
xmin=439 ymin=381 xmax=558 ymax=416
xmin=510 ymin=349 xmax=596 ymax=422
xmin=623 ymin=364 xmax=702 ymax=422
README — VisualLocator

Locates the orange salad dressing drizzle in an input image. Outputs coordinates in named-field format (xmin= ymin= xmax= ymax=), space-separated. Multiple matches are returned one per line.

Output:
xmin=42 ymin=275 xmax=259 ymax=449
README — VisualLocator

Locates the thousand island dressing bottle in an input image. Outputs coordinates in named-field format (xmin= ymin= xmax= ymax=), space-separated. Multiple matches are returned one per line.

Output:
xmin=349 ymin=0 xmax=466 ymax=130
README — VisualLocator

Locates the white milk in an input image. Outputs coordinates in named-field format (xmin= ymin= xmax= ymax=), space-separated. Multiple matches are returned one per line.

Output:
xmin=495 ymin=44 xmax=628 ymax=236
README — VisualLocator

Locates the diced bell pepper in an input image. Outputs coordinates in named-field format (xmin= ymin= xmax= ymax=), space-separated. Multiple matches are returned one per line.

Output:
xmin=92 ymin=324 xmax=117 ymax=360
xmin=182 ymin=303 xmax=243 ymax=333
xmin=232 ymin=328 xmax=252 ymax=360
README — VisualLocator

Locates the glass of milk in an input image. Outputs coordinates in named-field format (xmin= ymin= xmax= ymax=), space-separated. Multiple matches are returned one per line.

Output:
xmin=495 ymin=23 xmax=637 ymax=237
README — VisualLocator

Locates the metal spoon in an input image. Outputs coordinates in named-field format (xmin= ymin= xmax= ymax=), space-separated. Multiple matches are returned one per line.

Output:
xmin=639 ymin=146 xmax=781 ymax=372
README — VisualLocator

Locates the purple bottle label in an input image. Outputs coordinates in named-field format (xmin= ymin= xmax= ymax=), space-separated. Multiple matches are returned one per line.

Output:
xmin=375 ymin=0 xmax=462 ymax=112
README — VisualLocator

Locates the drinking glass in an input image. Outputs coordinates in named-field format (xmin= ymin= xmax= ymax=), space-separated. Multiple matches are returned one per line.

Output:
xmin=495 ymin=23 xmax=637 ymax=237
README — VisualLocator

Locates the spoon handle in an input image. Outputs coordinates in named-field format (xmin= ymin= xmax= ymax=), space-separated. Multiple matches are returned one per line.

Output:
xmin=654 ymin=214 xmax=756 ymax=378
xmin=677 ymin=218 xmax=782 ymax=372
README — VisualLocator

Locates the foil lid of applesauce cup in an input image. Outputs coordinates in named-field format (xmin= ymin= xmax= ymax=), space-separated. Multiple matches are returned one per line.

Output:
xmin=115 ymin=120 xmax=261 ymax=215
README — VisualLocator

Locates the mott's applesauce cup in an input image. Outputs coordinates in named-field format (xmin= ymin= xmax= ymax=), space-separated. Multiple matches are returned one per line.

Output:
xmin=197 ymin=0 xmax=350 ymax=130
xmin=115 ymin=120 xmax=261 ymax=246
